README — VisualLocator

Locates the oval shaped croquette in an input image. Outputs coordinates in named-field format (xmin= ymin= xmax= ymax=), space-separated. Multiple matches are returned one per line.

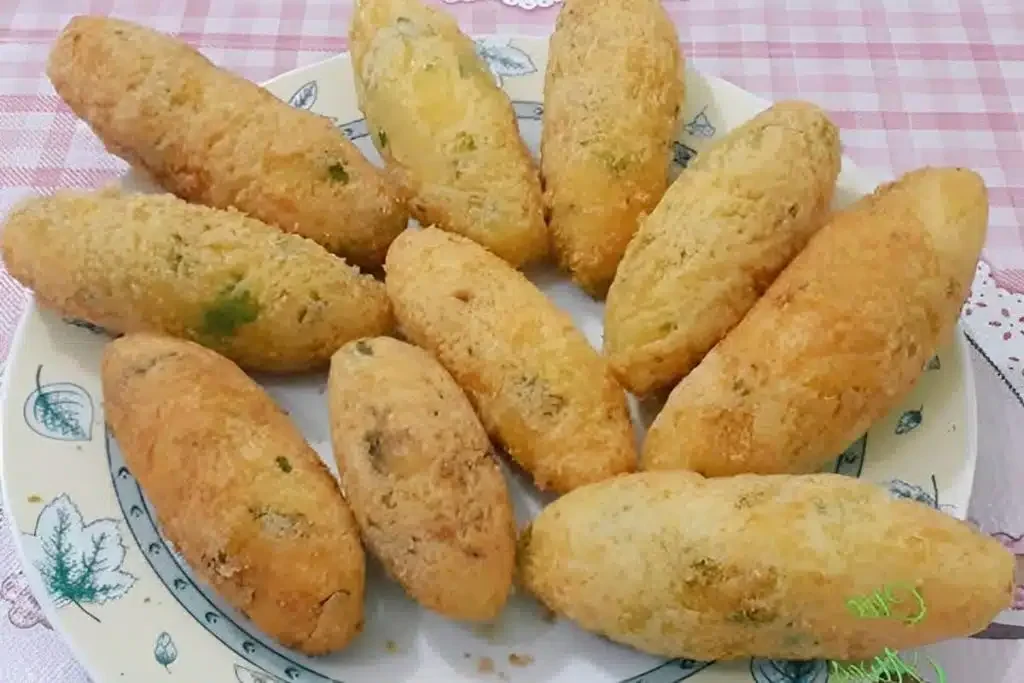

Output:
xmin=385 ymin=228 xmax=636 ymax=494
xmin=102 ymin=334 xmax=366 ymax=654
xmin=328 ymin=337 xmax=516 ymax=621
xmin=643 ymin=167 xmax=988 ymax=476
xmin=519 ymin=471 xmax=1013 ymax=661
xmin=47 ymin=15 xmax=407 ymax=269
xmin=1 ymin=188 xmax=392 ymax=372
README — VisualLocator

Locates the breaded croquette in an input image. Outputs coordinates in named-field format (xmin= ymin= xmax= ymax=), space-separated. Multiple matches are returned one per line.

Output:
xmin=605 ymin=101 xmax=841 ymax=395
xmin=47 ymin=16 xmax=407 ymax=269
xmin=542 ymin=0 xmax=684 ymax=295
xmin=350 ymin=0 xmax=548 ymax=268
xmin=643 ymin=167 xmax=988 ymax=476
xmin=385 ymin=228 xmax=636 ymax=494
xmin=328 ymin=337 xmax=516 ymax=621
xmin=1 ymin=188 xmax=392 ymax=372
xmin=103 ymin=334 xmax=366 ymax=654
xmin=519 ymin=471 xmax=1013 ymax=661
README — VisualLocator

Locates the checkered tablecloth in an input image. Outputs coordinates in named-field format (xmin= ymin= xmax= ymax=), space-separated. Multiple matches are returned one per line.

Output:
xmin=1 ymin=1 xmax=1023 ymax=681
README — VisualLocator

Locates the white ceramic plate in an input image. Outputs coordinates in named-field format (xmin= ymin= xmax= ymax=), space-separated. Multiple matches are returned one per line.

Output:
xmin=2 ymin=36 xmax=978 ymax=683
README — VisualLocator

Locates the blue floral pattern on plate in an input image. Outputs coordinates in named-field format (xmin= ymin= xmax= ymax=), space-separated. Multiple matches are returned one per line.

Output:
xmin=894 ymin=408 xmax=924 ymax=435
xmin=154 ymin=631 xmax=179 ymax=670
xmin=749 ymin=659 xmax=829 ymax=683
xmin=23 ymin=365 xmax=93 ymax=442
xmin=21 ymin=494 xmax=136 ymax=623
xmin=474 ymin=38 xmax=537 ymax=85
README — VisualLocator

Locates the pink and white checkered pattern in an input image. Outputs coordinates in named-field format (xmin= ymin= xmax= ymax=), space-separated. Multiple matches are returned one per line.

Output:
xmin=1 ymin=2 xmax=1023 ymax=682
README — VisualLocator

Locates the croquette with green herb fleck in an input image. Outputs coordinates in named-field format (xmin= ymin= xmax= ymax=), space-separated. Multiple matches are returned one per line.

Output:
xmin=328 ymin=337 xmax=516 ymax=621
xmin=541 ymin=0 xmax=684 ymax=295
xmin=385 ymin=228 xmax=636 ymax=494
xmin=102 ymin=333 xmax=366 ymax=655
xmin=47 ymin=15 xmax=406 ymax=269
xmin=0 ymin=188 xmax=392 ymax=372
xmin=350 ymin=0 xmax=548 ymax=268
xmin=518 ymin=471 xmax=1013 ymax=662
xmin=605 ymin=101 xmax=841 ymax=395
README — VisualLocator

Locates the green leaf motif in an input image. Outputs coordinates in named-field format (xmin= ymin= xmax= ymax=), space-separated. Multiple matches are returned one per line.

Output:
xmin=22 ymin=494 xmax=136 ymax=622
xmin=473 ymin=39 xmax=537 ymax=78
xmin=24 ymin=365 xmax=93 ymax=441
xmin=894 ymin=407 xmax=923 ymax=435
xmin=749 ymin=659 xmax=829 ymax=683
xmin=154 ymin=631 xmax=178 ymax=670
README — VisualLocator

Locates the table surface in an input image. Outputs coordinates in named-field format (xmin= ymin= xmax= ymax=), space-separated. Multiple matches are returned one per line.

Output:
xmin=1 ymin=0 xmax=1024 ymax=681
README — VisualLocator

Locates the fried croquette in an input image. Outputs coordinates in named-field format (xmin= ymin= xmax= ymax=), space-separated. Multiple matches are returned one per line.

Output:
xmin=47 ymin=15 xmax=407 ymax=269
xmin=518 ymin=471 xmax=1013 ymax=661
xmin=102 ymin=333 xmax=366 ymax=654
xmin=350 ymin=0 xmax=547 ymax=268
xmin=643 ymin=167 xmax=988 ymax=476
xmin=1 ymin=188 xmax=392 ymax=372
xmin=541 ymin=0 xmax=684 ymax=295
xmin=385 ymin=228 xmax=636 ymax=494
xmin=328 ymin=337 xmax=516 ymax=620
xmin=604 ymin=101 xmax=841 ymax=395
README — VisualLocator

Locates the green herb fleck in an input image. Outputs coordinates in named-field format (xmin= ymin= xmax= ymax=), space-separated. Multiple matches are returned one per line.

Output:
xmin=328 ymin=162 xmax=349 ymax=183
xmin=454 ymin=132 xmax=476 ymax=152
xmin=275 ymin=456 xmax=292 ymax=473
xmin=596 ymin=151 xmax=629 ymax=174
xmin=27 ymin=494 xmax=42 ymax=503
xmin=201 ymin=287 xmax=260 ymax=339
xmin=355 ymin=340 xmax=374 ymax=356
xmin=377 ymin=130 xmax=388 ymax=148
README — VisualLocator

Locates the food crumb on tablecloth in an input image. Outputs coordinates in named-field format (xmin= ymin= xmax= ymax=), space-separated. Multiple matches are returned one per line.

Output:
xmin=478 ymin=656 xmax=495 ymax=674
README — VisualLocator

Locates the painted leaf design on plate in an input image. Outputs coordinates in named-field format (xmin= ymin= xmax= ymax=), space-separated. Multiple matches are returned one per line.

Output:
xmin=23 ymin=365 xmax=93 ymax=441
xmin=474 ymin=38 xmax=537 ymax=85
xmin=154 ymin=631 xmax=178 ymax=669
xmin=0 ymin=570 xmax=50 ymax=630
xmin=925 ymin=354 xmax=941 ymax=371
xmin=288 ymin=80 xmax=318 ymax=110
xmin=888 ymin=476 xmax=940 ymax=510
xmin=832 ymin=434 xmax=867 ymax=478
xmin=21 ymin=494 xmax=136 ymax=622
xmin=672 ymin=142 xmax=698 ymax=169
xmin=619 ymin=658 xmax=715 ymax=682
xmin=894 ymin=407 xmax=923 ymax=435
xmin=750 ymin=659 xmax=829 ymax=683
xmin=234 ymin=663 xmax=289 ymax=683
xmin=684 ymin=107 xmax=716 ymax=138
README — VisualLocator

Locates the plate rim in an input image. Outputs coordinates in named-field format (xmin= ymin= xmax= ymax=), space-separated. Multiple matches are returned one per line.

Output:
xmin=0 ymin=34 xmax=981 ymax=683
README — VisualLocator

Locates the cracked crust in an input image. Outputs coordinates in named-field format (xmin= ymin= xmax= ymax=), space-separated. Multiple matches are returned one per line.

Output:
xmin=101 ymin=334 xmax=366 ymax=654
xmin=541 ymin=0 xmax=684 ymax=296
xmin=643 ymin=167 xmax=989 ymax=476
xmin=518 ymin=471 xmax=1014 ymax=661
xmin=46 ymin=15 xmax=406 ymax=269
xmin=385 ymin=228 xmax=636 ymax=494
xmin=604 ymin=101 xmax=841 ymax=395
xmin=328 ymin=337 xmax=516 ymax=620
